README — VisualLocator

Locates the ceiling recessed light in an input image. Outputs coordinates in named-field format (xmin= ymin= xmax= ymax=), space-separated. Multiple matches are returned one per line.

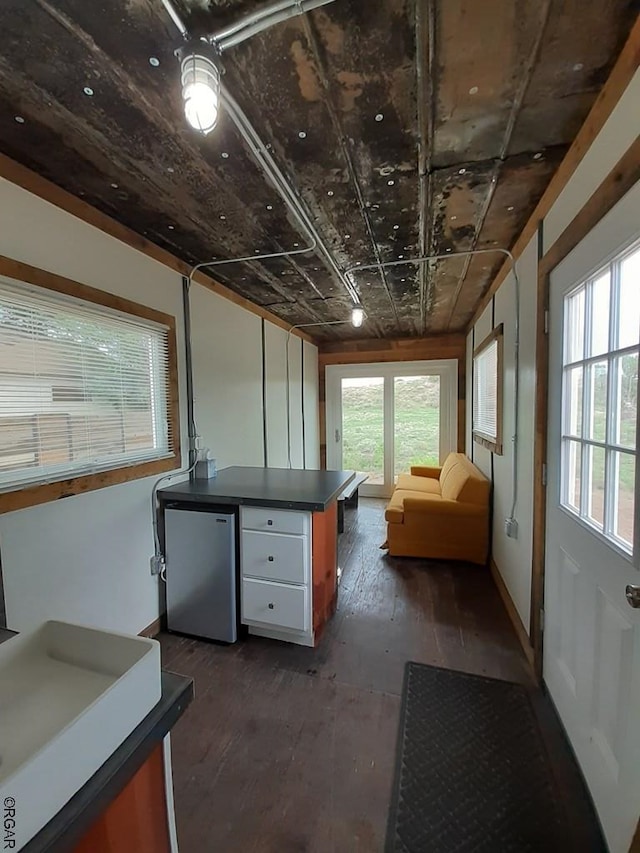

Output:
xmin=375 ymin=113 xmax=384 ymax=122
xmin=293 ymin=242 xmax=299 ymax=247
xmin=398 ymin=254 xmax=404 ymax=259
xmin=255 ymin=249 xmax=261 ymax=253
xmin=167 ymin=166 xmax=175 ymax=173
xmin=83 ymin=86 xmax=94 ymax=96
xmin=149 ymin=57 xmax=160 ymax=67
xmin=266 ymin=204 xmax=273 ymax=210
xmin=298 ymin=131 xmax=307 ymax=139
xmin=168 ymin=225 xmax=175 ymax=230
xmin=507 ymin=205 xmax=514 ymax=211
xmin=573 ymin=62 xmax=584 ymax=72
xmin=458 ymin=168 xmax=466 ymax=175
xmin=533 ymin=152 xmax=543 ymax=160
xmin=327 ymin=190 xmax=334 ymax=196
xmin=388 ymin=180 xmax=395 ymax=186
xmin=446 ymin=247 xmax=452 ymax=252
xmin=221 ymin=152 xmax=229 ymax=159
xmin=110 ymin=182 xmax=118 ymax=189
xmin=14 ymin=115 xmax=24 ymax=124
xmin=450 ymin=215 xmax=457 ymax=221
xmin=220 ymin=215 xmax=226 ymax=220
xmin=345 ymin=234 xmax=350 ymax=239
xmin=393 ymin=225 xmax=399 ymax=230
xmin=469 ymin=86 xmax=478 ymax=95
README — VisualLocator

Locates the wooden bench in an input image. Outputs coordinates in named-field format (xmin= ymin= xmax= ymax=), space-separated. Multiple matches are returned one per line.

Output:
xmin=337 ymin=472 xmax=369 ymax=533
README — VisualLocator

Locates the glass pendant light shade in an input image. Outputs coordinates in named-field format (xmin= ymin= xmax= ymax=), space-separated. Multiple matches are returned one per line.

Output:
xmin=351 ymin=304 xmax=365 ymax=327
xmin=179 ymin=43 xmax=221 ymax=134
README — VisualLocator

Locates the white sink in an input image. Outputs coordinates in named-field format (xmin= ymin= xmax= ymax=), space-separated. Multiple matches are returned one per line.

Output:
xmin=0 ymin=621 xmax=161 ymax=851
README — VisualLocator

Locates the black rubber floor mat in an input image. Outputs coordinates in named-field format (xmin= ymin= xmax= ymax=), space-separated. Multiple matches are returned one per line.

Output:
xmin=386 ymin=663 xmax=605 ymax=853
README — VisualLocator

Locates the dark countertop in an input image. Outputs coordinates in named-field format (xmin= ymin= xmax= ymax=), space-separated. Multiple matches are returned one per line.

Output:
xmin=0 ymin=630 xmax=193 ymax=853
xmin=158 ymin=465 xmax=355 ymax=512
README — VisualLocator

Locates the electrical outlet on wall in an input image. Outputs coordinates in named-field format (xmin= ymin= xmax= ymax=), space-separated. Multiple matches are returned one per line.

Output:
xmin=504 ymin=517 xmax=518 ymax=539
xmin=150 ymin=554 xmax=165 ymax=576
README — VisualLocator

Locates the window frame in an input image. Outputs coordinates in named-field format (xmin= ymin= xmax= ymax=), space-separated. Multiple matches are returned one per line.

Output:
xmin=472 ymin=323 xmax=504 ymax=455
xmin=559 ymin=242 xmax=639 ymax=559
xmin=0 ymin=254 xmax=181 ymax=514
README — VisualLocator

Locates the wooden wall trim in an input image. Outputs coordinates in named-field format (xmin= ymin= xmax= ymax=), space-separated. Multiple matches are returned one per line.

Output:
xmin=467 ymin=15 xmax=640 ymax=331
xmin=540 ymin=134 xmax=640 ymax=276
xmin=530 ymin=133 xmax=640 ymax=680
xmin=318 ymin=334 xmax=465 ymax=362
xmin=490 ymin=559 xmax=534 ymax=669
xmin=139 ymin=618 xmax=163 ymax=638
xmin=317 ymin=335 xmax=467 ymax=467
xmin=0 ymin=153 xmax=313 ymax=344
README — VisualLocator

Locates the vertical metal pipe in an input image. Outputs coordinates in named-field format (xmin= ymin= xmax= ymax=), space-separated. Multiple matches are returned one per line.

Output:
xmin=182 ymin=276 xmax=197 ymax=474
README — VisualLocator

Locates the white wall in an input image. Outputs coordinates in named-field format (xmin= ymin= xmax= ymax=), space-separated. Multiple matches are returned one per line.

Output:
xmin=190 ymin=285 xmax=264 ymax=468
xmin=0 ymin=177 xmax=320 ymax=633
xmin=303 ymin=340 xmax=320 ymax=468
xmin=466 ymin=66 xmax=640 ymax=635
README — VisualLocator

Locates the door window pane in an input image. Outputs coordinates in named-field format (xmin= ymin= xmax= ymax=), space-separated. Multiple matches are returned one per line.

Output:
xmin=587 ymin=361 xmax=607 ymax=442
xmin=561 ymin=244 xmax=638 ymax=556
xmin=394 ymin=375 xmax=440 ymax=477
xmin=614 ymin=353 xmax=637 ymax=449
xmin=619 ymin=249 xmax=640 ymax=349
xmin=564 ymin=439 xmax=582 ymax=512
xmin=564 ymin=366 xmax=583 ymax=437
xmin=565 ymin=287 xmax=585 ymax=363
xmin=589 ymin=271 xmax=611 ymax=357
xmin=341 ymin=377 xmax=384 ymax=484
xmin=586 ymin=444 xmax=606 ymax=530
xmin=612 ymin=451 xmax=635 ymax=548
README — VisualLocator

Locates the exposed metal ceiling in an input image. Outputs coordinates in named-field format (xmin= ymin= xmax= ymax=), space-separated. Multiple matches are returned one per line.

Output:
xmin=0 ymin=0 xmax=636 ymax=339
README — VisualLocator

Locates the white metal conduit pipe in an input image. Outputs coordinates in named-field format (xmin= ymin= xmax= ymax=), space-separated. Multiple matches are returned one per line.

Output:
xmin=214 ymin=0 xmax=337 ymax=52
xmin=346 ymin=247 xmax=521 ymax=531
xmin=160 ymin=0 xmax=359 ymax=307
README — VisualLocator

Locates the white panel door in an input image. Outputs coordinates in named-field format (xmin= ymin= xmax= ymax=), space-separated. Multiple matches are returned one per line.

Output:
xmin=544 ymin=203 xmax=640 ymax=851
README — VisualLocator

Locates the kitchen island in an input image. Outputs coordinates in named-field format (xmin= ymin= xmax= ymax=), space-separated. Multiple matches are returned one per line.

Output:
xmin=158 ymin=466 xmax=354 ymax=647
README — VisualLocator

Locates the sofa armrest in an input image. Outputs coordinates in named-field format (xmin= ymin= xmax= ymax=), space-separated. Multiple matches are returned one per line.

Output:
xmin=410 ymin=466 xmax=442 ymax=479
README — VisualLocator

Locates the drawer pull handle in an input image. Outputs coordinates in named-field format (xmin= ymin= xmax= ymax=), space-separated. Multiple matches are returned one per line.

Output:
xmin=267 ymin=520 xmax=273 ymax=526
xmin=268 ymin=556 xmax=274 ymax=562
xmin=268 ymin=602 xmax=275 ymax=610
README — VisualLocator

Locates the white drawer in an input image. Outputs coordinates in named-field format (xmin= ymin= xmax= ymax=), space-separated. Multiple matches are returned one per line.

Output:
xmin=241 ymin=506 xmax=309 ymax=536
xmin=242 ymin=530 xmax=307 ymax=585
xmin=242 ymin=578 xmax=308 ymax=632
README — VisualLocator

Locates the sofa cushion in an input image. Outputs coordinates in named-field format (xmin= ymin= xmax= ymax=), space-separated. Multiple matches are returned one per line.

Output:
xmin=439 ymin=454 xmax=490 ymax=504
xmin=385 ymin=489 xmax=442 ymax=523
xmin=395 ymin=473 xmax=441 ymax=495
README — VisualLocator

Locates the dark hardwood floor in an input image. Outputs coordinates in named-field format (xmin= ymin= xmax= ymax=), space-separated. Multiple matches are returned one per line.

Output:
xmin=160 ymin=498 xmax=532 ymax=852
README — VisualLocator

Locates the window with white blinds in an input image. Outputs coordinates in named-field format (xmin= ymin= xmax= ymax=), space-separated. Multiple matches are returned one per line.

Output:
xmin=473 ymin=325 xmax=503 ymax=454
xmin=0 ymin=276 xmax=174 ymax=490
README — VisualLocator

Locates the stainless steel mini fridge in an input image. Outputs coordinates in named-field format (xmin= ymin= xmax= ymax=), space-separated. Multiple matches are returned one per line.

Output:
xmin=165 ymin=504 xmax=237 ymax=643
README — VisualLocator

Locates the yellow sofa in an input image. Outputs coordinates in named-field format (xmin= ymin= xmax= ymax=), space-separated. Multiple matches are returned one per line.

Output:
xmin=384 ymin=453 xmax=490 ymax=565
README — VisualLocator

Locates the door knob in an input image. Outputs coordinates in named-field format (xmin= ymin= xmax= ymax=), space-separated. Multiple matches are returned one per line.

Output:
xmin=625 ymin=585 xmax=640 ymax=608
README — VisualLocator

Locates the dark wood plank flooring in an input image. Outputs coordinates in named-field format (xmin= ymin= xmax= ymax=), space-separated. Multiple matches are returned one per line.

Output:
xmin=160 ymin=498 xmax=532 ymax=852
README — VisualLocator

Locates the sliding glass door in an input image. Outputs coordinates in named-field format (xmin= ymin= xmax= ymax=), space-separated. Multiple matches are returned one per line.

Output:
xmin=326 ymin=361 xmax=457 ymax=498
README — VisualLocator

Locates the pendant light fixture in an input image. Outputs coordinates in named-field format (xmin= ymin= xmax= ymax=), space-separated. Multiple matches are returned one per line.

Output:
xmin=177 ymin=40 xmax=221 ymax=135
xmin=351 ymin=304 xmax=365 ymax=327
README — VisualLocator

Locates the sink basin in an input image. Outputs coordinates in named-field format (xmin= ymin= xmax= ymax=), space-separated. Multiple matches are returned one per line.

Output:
xmin=0 ymin=621 xmax=161 ymax=851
